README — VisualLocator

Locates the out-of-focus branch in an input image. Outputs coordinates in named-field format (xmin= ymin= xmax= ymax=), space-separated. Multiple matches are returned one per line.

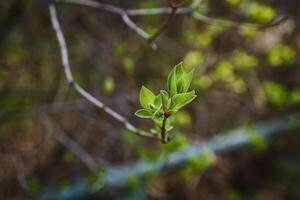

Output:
xmin=55 ymin=0 xmax=193 ymax=16
xmin=56 ymin=0 xmax=291 ymax=42
xmin=48 ymin=3 xmax=160 ymax=141
xmin=37 ymin=113 xmax=299 ymax=200
xmin=100 ymin=114 xmax=298 ymax=188
xmin=54 ymin=0 xmax=200 ymax=47
xmin=120 ymin=12 xmax=150 ymax=40
xmin=121 ymin=13 xmax=159 ymax=49
xmin=193 ymin=12 xmax=290 ymax=29
xmin=147 ymin=0 xmax=178 ymax=46
xmin=38 ymin=113 xmax=98 ymax=171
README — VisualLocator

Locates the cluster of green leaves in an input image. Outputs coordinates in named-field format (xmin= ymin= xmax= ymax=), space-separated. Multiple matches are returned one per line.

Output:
xmin=180 ymin=150 xmax=215 ymax=179
xmin=268 ymin=44 xmax=296 ymax=67
xmin=245 ymin=124 xmax=267 ymax=151
xmin=135 ymin=62 xmax=197 ymax=142
xmin=194 ymin=50 xmax=258 ymax=94
xmin=263 ymin=81 xmax=300 ymax=108
xmin=246 ymin=2 xmax=275 ymax=23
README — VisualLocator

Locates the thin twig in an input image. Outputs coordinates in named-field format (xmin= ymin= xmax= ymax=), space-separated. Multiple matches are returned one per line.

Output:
xmin=48 ymin=3 xmax=160 ymax=141
xmin=57 ymin=0 xmax=290 ymax=33
xmin=14 ymin=159 xmax=28 ymax=191
xmin=160 ymin=112 xmax=170 ymax=143
xmin=147 ymin=0 xmax=193 ymax=45
xmin=120 ymin=11 xmax=158 ymax=49
xmin=54 ymin=0 xmax=201 ymax=47
xmin=56 ymin=0 xmax=123 ymax=14
xmin=148 ymin=2 xmax=177 ymax=46
xmin=193 ymin=12 xmax=290 ymax=29
xmin=121 ymin=12 xmax=150 ymax=40
xmin=56 ymin=0 xmax=193 ymax=15
xmin=127 ymin=7 xmax=191 ymax=16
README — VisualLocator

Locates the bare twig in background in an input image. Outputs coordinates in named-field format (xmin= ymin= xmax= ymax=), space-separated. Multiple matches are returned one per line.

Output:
xmin=48 ymin=3 xmax=160 ymax=141
xmin=56 ymin=0 xmax=291 ymax=41
xmin=120 ymin=12 xmax=157 ymax=49
xmin=55 ymin=0 xmax=193 ymax=16
xmin=193 ymin=13 xmax=290 ymax=29
xmin=120 ymin=12 xmax=150 ymax=40
xmin=54 ymin=0 xmax=202 ymax=47
xmin=147 ymin=0 xmax=178 ymax=46
xmin=39 ymin=113 xmax=98 ymax=171
xmin=52 ymin=77 xmax=70 ymax=108
xmin=14 ymin=159 xmax=28 ymax=191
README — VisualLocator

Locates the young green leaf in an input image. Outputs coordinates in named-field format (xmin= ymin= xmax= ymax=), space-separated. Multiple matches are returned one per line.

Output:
xmin=154 ymin=94 xmax=161 ymax=108
xmin=167 ymin=68 xmax=177 ymax=96
xmin=176 ymin=78 xmax=185 ymax=94
xmin=135 ymin=109 xmax=153 ymax=118
xmin=175 ymin=63 xmax=185 ymax=94
xmin=168 ymin=62 xmax=195 ymax=95
xmin=152 ymin=105 xmax=163 ymax=119
xmin=160 ymin=90 xmax=169 ymax=109
xmin=153 ymin=115 xmax=164 ymax=126
xmin=171 ymin=90 xmax=197 ymax=111
xmin=182 ymin=69 xmax=194 ymax=93
xmin=175 ymin=62 xmax=184 ymax=78
xmin=135 ymin=61 xmax=196 ymax=143
xmin=139 ymin=86 xmax=155 ymax=108
xmin=166 ymin=126 xmax=174 ymax=132
xmin=150 ymin=128 xmax=159 ymax=134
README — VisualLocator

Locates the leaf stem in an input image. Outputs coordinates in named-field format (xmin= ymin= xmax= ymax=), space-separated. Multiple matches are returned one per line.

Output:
xmin=161 ymin=112 xmax=171 ymax=143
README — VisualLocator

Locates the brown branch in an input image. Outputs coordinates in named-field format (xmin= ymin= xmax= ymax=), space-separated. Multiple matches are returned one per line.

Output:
xmin=148 ymin=0 xmax=188 ymax=47
xmin=148 ymin=7 xmax=176 ymax=46
xmin=160 ymin=112 xmax=171 ymax=143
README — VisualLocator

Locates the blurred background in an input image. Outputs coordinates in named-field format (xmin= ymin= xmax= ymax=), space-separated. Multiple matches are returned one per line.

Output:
xmin=0 ymin=0 xmax=300 ymax=199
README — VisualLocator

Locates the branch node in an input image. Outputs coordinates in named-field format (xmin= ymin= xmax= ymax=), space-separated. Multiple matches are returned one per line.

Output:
xmin=67 ymin=80 xmax=75 ymax=87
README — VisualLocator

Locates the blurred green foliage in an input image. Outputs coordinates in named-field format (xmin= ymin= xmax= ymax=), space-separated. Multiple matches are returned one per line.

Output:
xmin=245 ymin=124 xmax=267 ymax=151
xmin=184 ymin=51 xmax=203 ymax=69
xmin=246 ymin=2 xmax=276 ymax=23
xmin=268 ymin=44 xmax=296 ymax=67
xmin=239 ymin=25 xmax=258 ymax=38
xmin=27 ymin=178 xmax=41 ymax=195
xmin=231 ymin=50 xmax=258 ymax=71
xmin=226 ymin=0 xmax=241 ymax=6
xmin=89 ymin=169 xmax=107 ymax=191
xmin=263 ymin=81 xmax=287 ymax=108
xmin=181 ymin=150 xmax=215 ymax=179
xmin=103 ymin=77 xmax=115 ymax=93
